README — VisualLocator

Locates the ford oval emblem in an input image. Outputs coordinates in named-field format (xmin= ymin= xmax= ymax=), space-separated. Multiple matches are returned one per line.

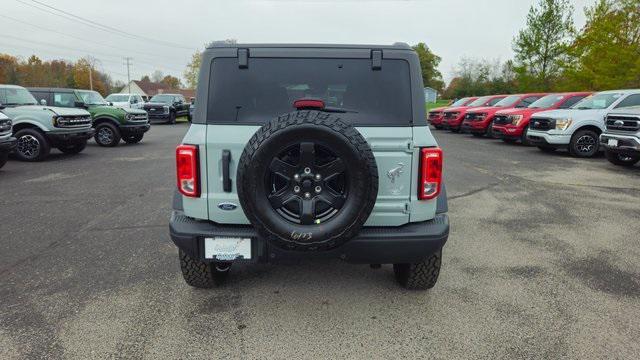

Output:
xmin=218 ymin=202 xmax=238 ymax=211
xmin=614 ymin=120 xmax=624 ymax=126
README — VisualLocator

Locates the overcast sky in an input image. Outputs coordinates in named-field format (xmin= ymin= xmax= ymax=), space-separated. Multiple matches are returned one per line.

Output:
xmin=1 ymin=0 xmax=595 ymax=86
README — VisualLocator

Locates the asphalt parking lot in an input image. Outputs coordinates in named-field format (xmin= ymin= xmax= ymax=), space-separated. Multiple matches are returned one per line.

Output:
xmin=1 ymin=124 xmax=639 ymax=359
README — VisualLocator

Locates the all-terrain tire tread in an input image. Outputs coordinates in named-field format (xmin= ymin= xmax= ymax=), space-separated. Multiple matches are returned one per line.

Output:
xmin=394 ymin=250 xmax=442 ymax=290
xmin=237 ymin=110 xmax=378 ymax=251
xmin=179 ymin=250 xmax=217 ymax=288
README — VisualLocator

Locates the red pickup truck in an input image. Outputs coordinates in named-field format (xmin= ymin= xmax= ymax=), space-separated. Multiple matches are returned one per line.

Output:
xmin=492 ymin=92 xmax=592 ymax=145
xmin=443 ymin=95 xmax=507 ymax=132
xmin=461 ymin=93 xmax=547 ymax=138
xmin=428 ymin=97 xmax=477 ymax=129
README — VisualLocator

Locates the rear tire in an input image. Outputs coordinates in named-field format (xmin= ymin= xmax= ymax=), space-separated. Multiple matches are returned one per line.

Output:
xmin=94 ymin=123 xmax=121 ymax=147
xmin=605 ymin=150 xmax=640 ymax=167
xmin=394 ymin=250 xmax=442 ymax=290
xmin=179 ymin=250 xmax=230 ymax=288
xmin=434 ymin=125 xmax=443 ymax=130
xmin=14 ymin=128 xmax=50 ymax=162
xmin=123 ymin=134 xmax=144 ymax=144
xmin=58 ymin=141 xmax=87 ymax=155
xmin=0 ymin=152 xmax=8 ymax=169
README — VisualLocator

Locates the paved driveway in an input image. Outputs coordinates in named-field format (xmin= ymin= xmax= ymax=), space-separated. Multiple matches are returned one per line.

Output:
xmin=1 ymin=125 xmax=638 ymax=359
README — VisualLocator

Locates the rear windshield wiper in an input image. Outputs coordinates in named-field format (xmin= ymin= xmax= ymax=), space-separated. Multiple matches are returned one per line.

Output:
xmin=323 ymin=107 xmax=359 ymax=114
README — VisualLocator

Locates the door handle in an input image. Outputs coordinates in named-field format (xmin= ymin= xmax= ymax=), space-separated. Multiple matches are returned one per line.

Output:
xmin=222 ymin=150 xmax=232 ymax=192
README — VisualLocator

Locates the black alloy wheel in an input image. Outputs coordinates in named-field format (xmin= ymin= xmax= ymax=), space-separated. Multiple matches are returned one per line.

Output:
xmin=570 ymin=129 xmax=599 ymax=158
xmin=267 ymin=142 xmax=347 ymax=225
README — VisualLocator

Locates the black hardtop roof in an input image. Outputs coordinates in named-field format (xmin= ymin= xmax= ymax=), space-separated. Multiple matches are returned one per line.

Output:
xmin=206 ymin=42 xmax=412 ymax=50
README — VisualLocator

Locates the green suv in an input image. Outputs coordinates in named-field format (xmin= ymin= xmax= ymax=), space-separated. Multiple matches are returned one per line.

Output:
xmin=0 ymin=85 xmax=93 ymax=161
xmin=169 ymin=43 xmax=450 ymax=290
xmin=29 ymin=88 xmax=150 ymax=147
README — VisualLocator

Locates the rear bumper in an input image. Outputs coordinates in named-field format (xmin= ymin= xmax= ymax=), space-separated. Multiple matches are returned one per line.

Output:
xmin=169 ymin=211 xmax=449 ymax=264
xmin=600 ymin=133 xmax=640 ymax=155
xmin=0 ymin=136 xmax=17 ymax=152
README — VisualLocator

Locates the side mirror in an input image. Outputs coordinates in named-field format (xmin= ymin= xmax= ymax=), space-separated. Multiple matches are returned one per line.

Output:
xmin=74 ymin=101 xmax=87 ymax=108
xmin=109 ymin=102 xmax=113 ymax=106
xmin=0 ymin=103 xmax=5 ymax=110
xmin=40 ymin=99 xmax=47 ymax=106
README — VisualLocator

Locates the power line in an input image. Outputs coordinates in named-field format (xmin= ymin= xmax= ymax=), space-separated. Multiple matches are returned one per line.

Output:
xmin=15 ymin=0 xmax=195 ymax=51
xmin=0 ymin=35 xmax=185 ymax=74
xmin=0 ymin=14 xmax=187 ymax=64
xmin=0 ymin=40 xmax=130 ymax=78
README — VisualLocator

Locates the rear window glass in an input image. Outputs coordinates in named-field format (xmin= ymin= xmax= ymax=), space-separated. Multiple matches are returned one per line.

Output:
xmin=207 ymin=57 xmax=413 ymax=126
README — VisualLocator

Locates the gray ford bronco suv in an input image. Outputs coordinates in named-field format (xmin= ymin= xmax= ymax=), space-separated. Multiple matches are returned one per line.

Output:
xmin=170 ymin=43 xmax=450 ymax=290
xmin=0 ymin=85 xmax=93 ymax=161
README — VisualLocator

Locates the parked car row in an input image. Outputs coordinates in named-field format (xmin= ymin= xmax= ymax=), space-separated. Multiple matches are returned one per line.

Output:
xmin=0 ymin=84 xmax=193 ymax=166
xmin=428 ymin=89 xmax=640 ymax=167
xmin=104 ymin=92 xmax=194 ymax=124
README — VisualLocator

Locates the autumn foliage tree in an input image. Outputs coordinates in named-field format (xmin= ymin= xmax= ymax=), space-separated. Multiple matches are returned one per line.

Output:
xmin=0 ymin=54 xmax=115 ymax=95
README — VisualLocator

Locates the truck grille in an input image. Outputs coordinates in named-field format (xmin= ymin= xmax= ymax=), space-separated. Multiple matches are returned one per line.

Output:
xmin=530 ymin=117 xmax=554 ymax=131
xmin=55 ymin=115 xmax=92 ymax=128
xmin=443 ymin=112 xmax=459 ymax=119
xmin=144 ymin=106 xmax=166 ymax=115
xmin=129 ymin=114 xmax=148 ymax=122
xmin=428 ymin=111 xmax=442 ymax=119
xmin=606 ymin=115 xmax=640 ymax=132
xmin=493 ymin=115 xmax=510 ymax=125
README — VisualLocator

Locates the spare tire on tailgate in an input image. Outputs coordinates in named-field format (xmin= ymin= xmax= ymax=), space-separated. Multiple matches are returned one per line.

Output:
xmin=237 ymin=110 xmax=378 ymax=251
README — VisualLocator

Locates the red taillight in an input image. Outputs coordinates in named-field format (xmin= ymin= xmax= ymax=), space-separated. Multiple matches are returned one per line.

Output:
xmin=293 ymin=99 xmax=325 ymax=110
xmin=418 ymin=147 xmax=443 ymax=200
xmin=176 ymin=144 xmax=200 ymax=197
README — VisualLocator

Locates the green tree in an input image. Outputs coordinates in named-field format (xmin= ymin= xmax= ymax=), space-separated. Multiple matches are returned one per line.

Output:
xmin=513 ymin=0 xmax=574 ymax=91
xmin=412 ymin=43 xmax=445 ymax=93
xmin=443 ymin=57 xmax=517 ymax=98
xmin=561 ymin=0 xmax=640 ymax=90
xmin=183 ymin=50 xmax=202 ymax=89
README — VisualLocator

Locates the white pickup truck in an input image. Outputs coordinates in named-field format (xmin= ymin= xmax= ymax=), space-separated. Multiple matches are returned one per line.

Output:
xmin=600 ymin=106 xmax=640 ymax=167
xmin=105 ymin=93 xmax=145 ymax=109
xmin=527 ymin=90 xmax=640 ymax=157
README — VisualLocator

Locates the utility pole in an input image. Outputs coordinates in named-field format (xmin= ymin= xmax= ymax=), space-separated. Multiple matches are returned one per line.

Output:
xmin=123 ymin=57 xmax=133 ymax=93
xmin=89 ymin=66 xmax=93 ymax=90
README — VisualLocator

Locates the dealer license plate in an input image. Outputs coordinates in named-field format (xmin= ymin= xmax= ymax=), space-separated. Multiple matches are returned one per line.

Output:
xmin=204 ymin=237 xmax=252 ymax=260
xmin=608 ymin=139 xmax=619 ymax=147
